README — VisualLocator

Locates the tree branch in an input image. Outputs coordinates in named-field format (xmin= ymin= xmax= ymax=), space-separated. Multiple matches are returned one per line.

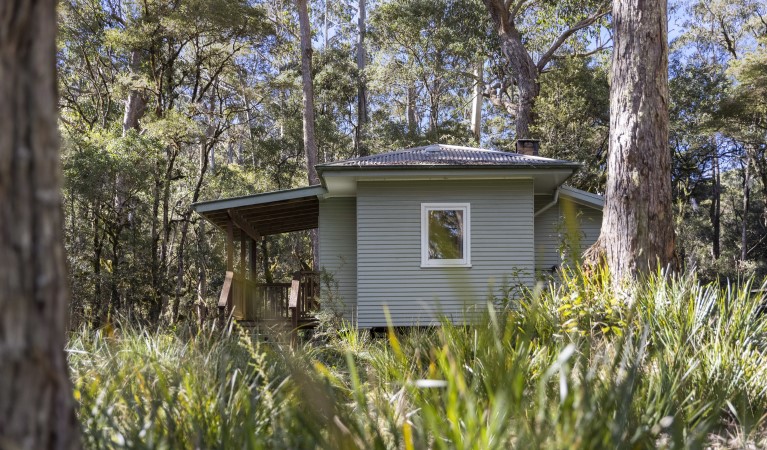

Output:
xmin=546 ymin=37 xmax=613 ymax=69
xmin=536 ymin=7 xmax=610 ymax=72
xmin=509 ymin=0 xmax=531 ymax=20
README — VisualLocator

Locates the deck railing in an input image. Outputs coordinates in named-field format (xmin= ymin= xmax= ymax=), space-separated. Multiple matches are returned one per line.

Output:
xmin=219 ymin=271 xmax=319 ymax=327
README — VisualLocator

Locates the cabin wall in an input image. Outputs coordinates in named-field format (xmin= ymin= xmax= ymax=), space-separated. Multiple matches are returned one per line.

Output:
xmin=534 ymin=194 xmax=562 ymax=274
xmin=355 ymin=179 xmax=535 ymax=328
xmin=318 ymin=197 xmax=358 ymax=322
xmin=534 ymin=196 xmax=603 ymax=274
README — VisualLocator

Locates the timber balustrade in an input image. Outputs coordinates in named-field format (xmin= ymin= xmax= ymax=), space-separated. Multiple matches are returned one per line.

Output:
xmin=218 ymin=270 xmax=319 ymax=331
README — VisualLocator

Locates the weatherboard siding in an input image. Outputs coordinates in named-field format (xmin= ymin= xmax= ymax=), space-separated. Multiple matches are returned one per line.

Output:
xmin=534 ymin=197 xmax=603 ymax=273
xmin=319 ymin=197 xmax=357 ymax=322
xmin=356 ymin=179 xmax=535 ymax=328
xmin=575 ymin=202 xmax=602 ymax=248
xmin=534 ymin=195 xmax=562 ymax=273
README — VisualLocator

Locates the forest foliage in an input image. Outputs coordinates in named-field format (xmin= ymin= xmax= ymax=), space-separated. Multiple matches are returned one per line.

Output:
xmin=57 ymin=0 xmax=767 ymax=327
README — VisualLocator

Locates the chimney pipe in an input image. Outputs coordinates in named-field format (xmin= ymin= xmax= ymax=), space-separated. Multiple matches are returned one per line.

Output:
xmin=516 ymin=139 xmax=540 ymax=156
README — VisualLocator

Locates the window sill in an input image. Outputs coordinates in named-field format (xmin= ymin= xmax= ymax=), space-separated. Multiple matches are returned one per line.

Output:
xmin=420 ymin=263 xmax=472 ymax=269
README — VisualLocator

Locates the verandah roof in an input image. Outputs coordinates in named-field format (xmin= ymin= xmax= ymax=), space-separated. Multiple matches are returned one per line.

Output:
xmin=192 ymin=185 xmax=326 ymax=240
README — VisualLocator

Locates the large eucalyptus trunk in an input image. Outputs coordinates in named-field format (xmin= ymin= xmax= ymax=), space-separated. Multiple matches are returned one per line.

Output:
xmin=297 ymin=0 xmax=319 ymax=186
xmin=0 ymin=0 xmax=80 ymax=447
xmin=297 ymin=0 xmax=320 ymax=269
xmin=482 ymin=0 xmax=541 ymax=139
xmin=482 ymin=0 xmax=607 ymax=141
xmin=122 ymin=49 xmax=147 ymax=135
xmin=596 ymin=0 xmax=675 ymax=281
xmin=112 ymin=49 xmax=147 ymax=319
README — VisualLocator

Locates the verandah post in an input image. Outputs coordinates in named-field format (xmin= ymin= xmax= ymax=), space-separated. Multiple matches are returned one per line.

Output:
xmin=219 ymin=219 xmax=235 ymax=326
xmin=249 ymin=238 xmax=257 ymax=280
xmin=238 ymin=234 xmax=247 ymax=318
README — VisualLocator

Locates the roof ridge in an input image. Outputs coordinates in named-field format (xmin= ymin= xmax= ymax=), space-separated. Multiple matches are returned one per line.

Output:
xmin=435 ymin=144 xmax=501 ymax=153
xmin=316 ymin=144 xmax=581 ymax=168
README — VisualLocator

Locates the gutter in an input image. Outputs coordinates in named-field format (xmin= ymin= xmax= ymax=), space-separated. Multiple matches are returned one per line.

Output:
xmin=534 ymin=188 xmax=560 ymax=217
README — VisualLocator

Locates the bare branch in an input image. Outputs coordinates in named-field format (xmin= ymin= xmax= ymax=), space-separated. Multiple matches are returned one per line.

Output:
xmin=719 ymin=17 xmax=738 ymax=59
xmin=545 ymin=36 xmax=613 ymax=69
xmin=509 ymin=0 xmax=531 ymax=20
xmin=536 ymin=7 xmax=610 ymax=72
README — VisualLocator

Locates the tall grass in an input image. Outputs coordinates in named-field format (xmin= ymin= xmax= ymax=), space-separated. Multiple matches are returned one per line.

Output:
xmin=68 ymin=270 xmax=767 ymax=449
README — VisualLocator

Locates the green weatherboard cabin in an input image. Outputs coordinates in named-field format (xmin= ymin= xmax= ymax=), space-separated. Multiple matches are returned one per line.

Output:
xmin=193 ymin=142 xmax=604 ymax=329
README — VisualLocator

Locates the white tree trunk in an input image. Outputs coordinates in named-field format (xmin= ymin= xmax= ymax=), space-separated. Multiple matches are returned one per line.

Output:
xmin=471 ymin=60 xmax=483 ymax=143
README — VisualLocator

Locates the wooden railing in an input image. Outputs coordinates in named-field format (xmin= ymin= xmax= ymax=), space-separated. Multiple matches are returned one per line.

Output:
xmin=219 ymin=271 xmax=319 ymax=329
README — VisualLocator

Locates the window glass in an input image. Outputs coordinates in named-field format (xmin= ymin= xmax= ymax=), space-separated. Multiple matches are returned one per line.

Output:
xmin=421 ymin=203 xmax=470 ymax=267
xmin=428 ymin=209 xmax=464 ymax=259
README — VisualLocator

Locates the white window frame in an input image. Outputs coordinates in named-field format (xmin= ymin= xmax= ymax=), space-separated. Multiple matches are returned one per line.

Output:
xmin=421 ymin=203 xmax=471 ymax=268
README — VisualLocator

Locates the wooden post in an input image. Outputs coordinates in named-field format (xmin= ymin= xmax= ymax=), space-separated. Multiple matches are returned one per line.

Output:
xmin=237 ymin=235 xmax=246 ymax=318
xmin=289 ymin=276 xmax=300 ymax=347
xmin=221 ymin=220 xmax=234 ymax=324
xmin=226 ymin=220 xmax=234 ymax=272
xmin=249 ymin=238 xmax=258 ymax=281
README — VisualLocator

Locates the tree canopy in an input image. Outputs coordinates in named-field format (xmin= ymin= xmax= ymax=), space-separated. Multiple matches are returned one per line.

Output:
xmin=56 ymin=0 xmax=767 ymax=326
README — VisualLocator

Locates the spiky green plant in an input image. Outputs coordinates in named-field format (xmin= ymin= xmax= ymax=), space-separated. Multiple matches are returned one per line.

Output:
xmin=69 ymin=270 xmax=767 ymax=449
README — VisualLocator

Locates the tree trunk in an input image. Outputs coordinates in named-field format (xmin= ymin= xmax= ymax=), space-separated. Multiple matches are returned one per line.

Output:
xmin=297 ymin=0 xmax=320 ymax=269
xmin=741 ymin=160 xmax=750 ymax=263
xmin=745 ymin=145 xmax=767 ymax=229
xmin=297 ymin=0 xmax=320 ymax=186
xmin=109 ymin=232 xmax=121 ymax=313
xmin=111 ymin=50 xmax=147 ymax=320
xmin=471 ymin=60 xmax=483 ymax=143
xmin=482 ymin=0 xmax=539 ymax=139
xmin=150 ymin=163 xmax=162 ymax=319
xmin=92 ymin=207 xmax=103 ymax=325
xmin=122 ymin=49 xmax=147 ymax=134
xmin=154 ymin=147 xmax=178 ymax=322
xmin=482 ymin=0 xmax=607 ymax=141
xmin=711 ymin=151 xmax=721 ymax=259
xmin=0 ymin=0 xmax=81 ymax=447
xmin=356 ymin=0 xmax=369 ymax=156
xmin=196 ymin=219 xmax=208 ymax=327
xmin=407 ymin=85 xmax=417 ymax=136
xmin=173 ymin=99 xmax=214 ymax=322
xmin=596 ymin=0 xmax=675 ymax=281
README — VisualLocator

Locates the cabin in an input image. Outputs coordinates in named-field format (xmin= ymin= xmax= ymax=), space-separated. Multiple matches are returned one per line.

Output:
xmin=192 ymin=142 xmax=604 ymax=330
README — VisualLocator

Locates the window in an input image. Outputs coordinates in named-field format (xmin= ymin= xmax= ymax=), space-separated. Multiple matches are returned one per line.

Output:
xmin=421 ymin=203 xmax=471 ymax=267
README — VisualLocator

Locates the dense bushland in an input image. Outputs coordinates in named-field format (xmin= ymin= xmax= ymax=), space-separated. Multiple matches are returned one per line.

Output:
xmin=58 ymin=0 xmax=767 ymax=329
xmin=69 ymin=270 xmax=767 ymax=449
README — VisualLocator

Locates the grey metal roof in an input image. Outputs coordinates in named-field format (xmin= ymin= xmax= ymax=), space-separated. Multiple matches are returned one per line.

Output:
xmin=192 ymin=185 xmax=326 ymax=213
xmin=559 ymin=185 xmax=604 ymax=209
xmin=317 ymin=144 xmax=581 ymax=170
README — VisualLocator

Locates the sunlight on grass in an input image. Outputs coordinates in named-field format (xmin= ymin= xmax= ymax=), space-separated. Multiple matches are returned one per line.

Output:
xmin=68 ymin=269 xmax=767 ymax=449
